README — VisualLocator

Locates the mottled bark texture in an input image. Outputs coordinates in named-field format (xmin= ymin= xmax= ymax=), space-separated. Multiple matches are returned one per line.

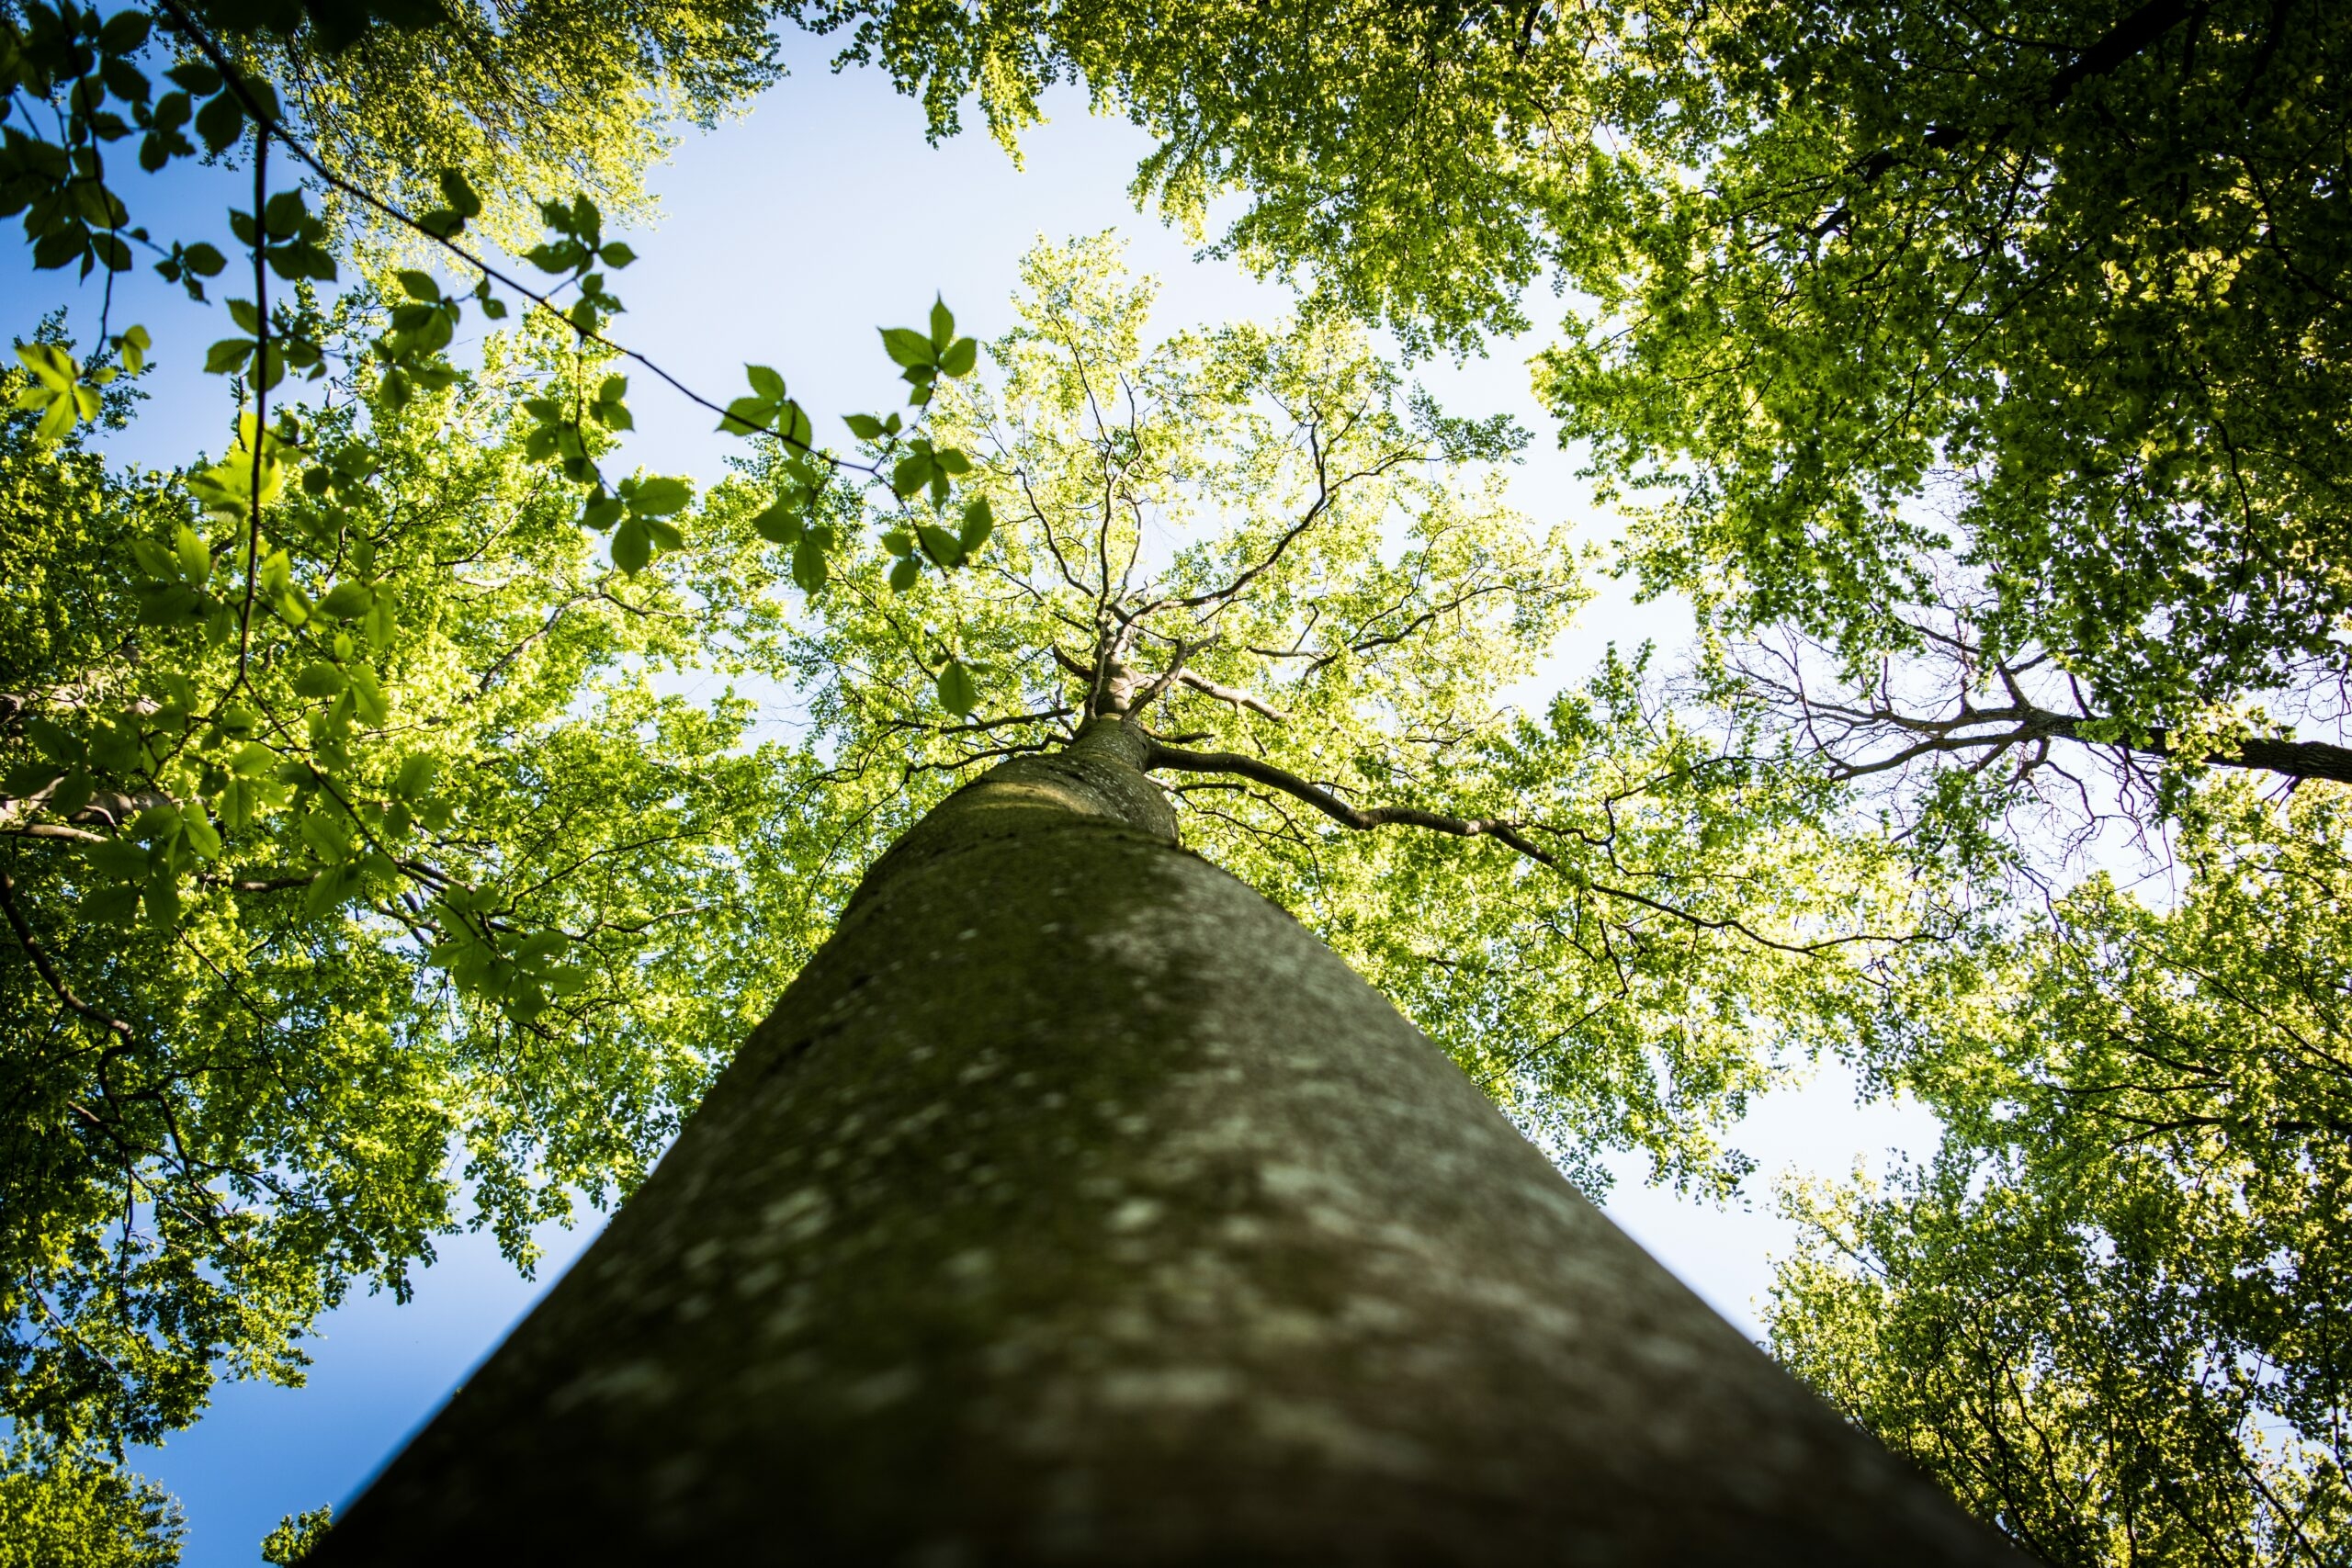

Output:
xmin=317 ymin=720 xmax=2011 ymax=1565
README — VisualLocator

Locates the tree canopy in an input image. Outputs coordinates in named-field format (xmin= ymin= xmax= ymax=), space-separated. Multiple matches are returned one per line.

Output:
xmin=743 ymin=233 xmax=1956 ymax=1194
xmin=0 ymin=4 xmax=1939 ymax=1529
xmin=802 ymin=0 xmax=2350 ymax=761
xmin=6 ymin=0 xmax=2352 ymax=1562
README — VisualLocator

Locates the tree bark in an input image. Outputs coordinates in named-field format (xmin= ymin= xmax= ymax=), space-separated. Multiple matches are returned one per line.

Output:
xmin=314 ymin=719 xmax=2011 ymax=1564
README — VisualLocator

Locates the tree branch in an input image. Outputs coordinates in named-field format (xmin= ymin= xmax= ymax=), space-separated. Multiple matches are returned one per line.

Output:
xmin=1143 ymin=741 xmax=1555 ymax=857
xmin=1142 ymin=744 xmax=1911 ymax=956
xmin=1175 ymin=670 xmax=1291 ymax=722
xmin=0 ymin=871 xmax=138 ymax=1046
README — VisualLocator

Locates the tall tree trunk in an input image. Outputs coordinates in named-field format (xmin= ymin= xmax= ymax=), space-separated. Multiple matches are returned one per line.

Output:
xmin=315 ymin=720 xmax=2008 ymax=1564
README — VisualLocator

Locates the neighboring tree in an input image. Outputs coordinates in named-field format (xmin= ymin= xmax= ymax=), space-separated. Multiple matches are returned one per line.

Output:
xmin=0 ymin=1436 xmax=181 ymax=1568
xmin=260 ymin=1505 xmax=330 ymax=1564
xmin=1770 ymin=782 xmax=2352 ymax=1565
xmin=1 ymin=0 xmax=978 ymax=1546
xmin=0 ymin=319 xmax=831 ymax=1472
xmin=308 ymin=242 xmax=2004 ymax=1564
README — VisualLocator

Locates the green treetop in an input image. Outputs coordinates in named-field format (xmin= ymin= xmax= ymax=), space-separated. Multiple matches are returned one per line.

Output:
xmin=732 ymin=234 xmax=1962 ymax=1196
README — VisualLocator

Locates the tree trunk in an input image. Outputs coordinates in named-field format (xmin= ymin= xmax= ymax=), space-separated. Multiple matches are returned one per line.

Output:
xmin=314 ymin=719 xmax=2010 ymax=1565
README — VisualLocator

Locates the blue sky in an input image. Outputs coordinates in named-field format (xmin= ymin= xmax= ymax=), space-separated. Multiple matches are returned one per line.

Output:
xmin=10 ymin=32 xmax=1938 ymax=1563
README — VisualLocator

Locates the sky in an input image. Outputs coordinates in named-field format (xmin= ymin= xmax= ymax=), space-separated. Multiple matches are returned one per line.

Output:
xmin=12 ymin=32 xmax=1938 ymax=1563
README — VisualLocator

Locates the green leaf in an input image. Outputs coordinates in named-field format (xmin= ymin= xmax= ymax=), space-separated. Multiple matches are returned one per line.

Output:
xmin=939 ymin=336 xmax=978 ymax=378
xmin=112 ymin=324 xmax=150 ymax=375
xmin=880 ymin=327 xmax=933 ymax=368
xmin=935 ymin=660 xmax=978 ymax=716
xmin=522 ymin=242 xmax=577 ymax=276
xmin=145 ymin=871 xmax=181 ymax=931
xmin=293 ymin=662 xmax=348 ymax=698
xmin=195 ymin=90 xmax=243 ymax=156
xmin=86 ymin=837 xmax=151 ymax=880
xmin=890 ymin=454 xmax=933 ymax=498
xmin=612 ymin=518 xmax=651 ymax=574
xmin=303 ymin=865 xmax=350 ymax=918
xmin=263 ymin=189 xmax=309 ymax=238
xmin=392 ymin=754 xmax=438 ymax=799
xmin=32 ymin=395 xmax=75 ymax=443
xmin=746 ymin=365 xmax=786 ymax=402
xmin=174 ymin=525 xmax=211 ymax=584
xmin=917 ymin=525 xmax=964 ymax=569
xmin=791 ymin=535 xmax=828 ymax=593
xmin=930 ymin=298 xmax=955 ymax=350
xmin=750 ymin=501 xmax=802 ymax=546
xmin=777 ymin=401 xmax=813 ymax=448
xmin=130 ymin=538 xmax=175 ymax=579
xmin=396 ymin=269 xmax=442 ymax=302
xmin=50 ymin=771 xmax=96 ymax=819
xmin=598 ymin=242 xmax=636 ymax=268
xmin=101 ymin=10 xmax=153 ymax=53
xmin=888 ymin=556 xmax=920 ymax=592
xmin=317 ymin=581 xmax=373 ymax=619
xmin=365 ymin=594 xmax=397 ymax=649
xmin=514 ymin=929 xmax=567 ymax=967
xmin=7 ymin=759 xmax=62 ymax=800
xmin=80 ymin=883 xmax=141 ymax=925
xmin=843 ymin=413 xmax=886 ymax=441
xmin=15 ymin=342 xmax=76 ymax=390
xmin=719 ymin=397 xmax=775 ymax=435
xmin=628 ymin=477 xmax=692 ymax=517
xmin=165 ymin=62 xmax=223 ymax=96
xmin=960 ymin=497 xmax=995 ymax=553
xmin=438 ymin=169 xmax=482 ymax=220
xmin=348 ymin=666 xmax=390 ymax=726
xmin=182 ymin=811 xmax=223 ymax=860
